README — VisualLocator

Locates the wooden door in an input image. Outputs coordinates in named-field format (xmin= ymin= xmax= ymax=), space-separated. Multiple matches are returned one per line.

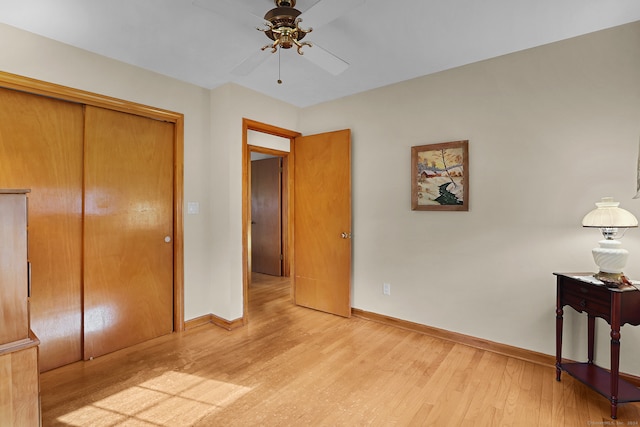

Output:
xmin=251 ymin=157 xmax=282 ymax=276
xmin=83 ymin=106 xmax=174 ymax=359
xmin=293 ymin=129 xmax=352 ymax=317
xmin=0 ymin=88 xmax=84 ymax=371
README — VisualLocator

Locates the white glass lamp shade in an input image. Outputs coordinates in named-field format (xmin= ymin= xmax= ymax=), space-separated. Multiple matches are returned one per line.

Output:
xmin=582 ymin=197 xmax=638 ymax=228
xmin=582 ymin=197 xmax=638 ymax=283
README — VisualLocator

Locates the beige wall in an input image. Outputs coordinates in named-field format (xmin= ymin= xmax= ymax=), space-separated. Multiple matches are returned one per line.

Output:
xmin=207 ymin=83 xmax=298 ymax=320
xmin=299 ymin=21 xmax=640 ymax=372
xmin=1 ymin=20 xmax=640 ymax=374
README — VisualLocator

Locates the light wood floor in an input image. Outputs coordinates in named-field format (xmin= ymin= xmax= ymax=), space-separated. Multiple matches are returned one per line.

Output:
xmin=41 ymin=274 xmax=640 ymax=426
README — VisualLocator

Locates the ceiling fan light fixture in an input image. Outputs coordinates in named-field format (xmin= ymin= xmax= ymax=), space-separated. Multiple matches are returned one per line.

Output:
xmin=258 ymin=0 xmax=313 ymax=55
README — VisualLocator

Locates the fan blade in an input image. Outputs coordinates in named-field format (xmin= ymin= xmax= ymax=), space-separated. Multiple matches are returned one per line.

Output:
xmin=299 ymin=0 xmax=368 ymax=29
xmin=303 ymin=43 xmax=349 ymax=75
xmin=192 ymin=0 xmax=265 ymax=27
xmin=231 ymin=49 xmax=271 ymax=76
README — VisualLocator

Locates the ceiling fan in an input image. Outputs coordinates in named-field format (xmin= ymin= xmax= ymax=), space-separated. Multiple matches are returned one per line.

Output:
xmin=193 ymin=0 xmax=366 ymax=79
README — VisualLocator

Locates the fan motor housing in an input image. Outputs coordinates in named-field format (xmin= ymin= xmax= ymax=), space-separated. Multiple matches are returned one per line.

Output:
xmin=263 ymin=6 xmax=307 ymax=44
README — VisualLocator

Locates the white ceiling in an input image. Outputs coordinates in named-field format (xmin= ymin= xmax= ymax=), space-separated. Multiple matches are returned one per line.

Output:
xmin=0 ymin=0 xmax=639 ymax=108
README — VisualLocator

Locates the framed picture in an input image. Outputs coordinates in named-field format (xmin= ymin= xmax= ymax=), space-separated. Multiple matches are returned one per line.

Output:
xmin=411 ymin=140 xmax=469 ymax=211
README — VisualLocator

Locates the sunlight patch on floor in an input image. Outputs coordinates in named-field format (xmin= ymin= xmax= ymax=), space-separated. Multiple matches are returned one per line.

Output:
xmin=56 ymin=371 xmax=253 ymax=426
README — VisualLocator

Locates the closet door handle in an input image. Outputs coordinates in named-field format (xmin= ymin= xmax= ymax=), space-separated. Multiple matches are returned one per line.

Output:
xmin=28 ymin=261 xmax=32 ymax=297
xmin=164 ymin=236 xmax=172 ymax=243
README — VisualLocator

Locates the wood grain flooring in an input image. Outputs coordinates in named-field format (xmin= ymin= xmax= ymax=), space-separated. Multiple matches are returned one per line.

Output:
xmin=40 ymin=274 xmax=640 ymax=426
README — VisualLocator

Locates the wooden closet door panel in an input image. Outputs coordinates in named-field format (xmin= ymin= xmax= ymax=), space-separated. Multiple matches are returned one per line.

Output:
xmin=0 ymin=88 xmax=84 ymax=371
xmin=83 ymin=106 xmax=174 ymax=359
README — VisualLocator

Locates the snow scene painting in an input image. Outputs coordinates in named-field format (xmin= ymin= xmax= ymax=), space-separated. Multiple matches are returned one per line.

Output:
xmin=411 ymin=140 xmax=469 ymax=211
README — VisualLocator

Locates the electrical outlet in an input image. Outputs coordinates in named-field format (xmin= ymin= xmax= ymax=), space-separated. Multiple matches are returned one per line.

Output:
xmin=383 ymin=283 xmax=391 ymax=296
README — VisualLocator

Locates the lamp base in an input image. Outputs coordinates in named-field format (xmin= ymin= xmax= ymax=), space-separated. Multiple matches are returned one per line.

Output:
xmin=594 ymin=271 xmax=628 ymax=287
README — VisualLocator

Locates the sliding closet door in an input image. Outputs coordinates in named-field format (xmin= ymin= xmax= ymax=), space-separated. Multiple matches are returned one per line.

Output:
xmin=83 ymin=106 xmax=174 ymax=359
xmin=0 ymin=88 xmax=84 ymax=372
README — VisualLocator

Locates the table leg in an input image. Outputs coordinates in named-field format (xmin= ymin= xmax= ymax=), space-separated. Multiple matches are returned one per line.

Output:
xmin=587 ymin=315 xmax=595 ymax=364
xmin=556 ymin=285 xmax=563 ymax=381
xmin=610 ymin=326 xmax=620 ymax=419
xmin=610 ymin=295 xmax=621 ymax=419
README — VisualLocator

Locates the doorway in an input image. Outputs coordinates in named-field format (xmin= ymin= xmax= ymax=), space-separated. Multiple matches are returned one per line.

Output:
xmin=251 ymin=154 xmax=283 ymax=277
xmin=242 ymin=118 xmax=353 ymax=323
xmin=242 ymin=119 xmax=299 ymax=319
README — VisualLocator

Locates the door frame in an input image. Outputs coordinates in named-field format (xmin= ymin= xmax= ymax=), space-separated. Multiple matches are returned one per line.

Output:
xmin=0 ymin=71 xmax=185 ymax=333
xmin=242 ymin=118 xmax=300 ymax=321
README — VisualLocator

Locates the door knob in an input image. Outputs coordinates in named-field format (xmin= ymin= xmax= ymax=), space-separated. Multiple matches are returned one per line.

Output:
xmin=164 ymin=236 xmax=172 ymax=243
xmin=341 ymin=232 xmax=352 ymax=239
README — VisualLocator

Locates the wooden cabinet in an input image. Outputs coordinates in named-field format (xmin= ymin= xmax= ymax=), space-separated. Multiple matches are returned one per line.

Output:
xmin=555 ymin=273 xmax=640 ymax=419
xmin=0 ymin=190 xmax=30 ymax=344
xmin=0 ymin=189 xmax=41 ymax=426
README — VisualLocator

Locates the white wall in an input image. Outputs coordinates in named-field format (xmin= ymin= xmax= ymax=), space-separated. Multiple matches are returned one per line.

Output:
xmin=248 ymin=130 xmax=291 ymax=153
xmin=299 ymin=22 xmax=640 ymax=373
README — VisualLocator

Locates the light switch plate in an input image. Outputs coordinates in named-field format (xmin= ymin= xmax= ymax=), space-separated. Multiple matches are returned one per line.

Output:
xmin=187 ymin=201 xmax=200 ymax=214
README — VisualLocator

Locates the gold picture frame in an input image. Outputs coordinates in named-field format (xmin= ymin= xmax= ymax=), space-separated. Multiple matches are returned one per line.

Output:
xmin=411 ymin=140 xmax=469 ymax=211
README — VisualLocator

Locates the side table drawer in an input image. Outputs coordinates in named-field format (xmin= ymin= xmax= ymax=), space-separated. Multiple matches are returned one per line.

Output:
xmin=562 ymin=279 xmax=610 ymax=318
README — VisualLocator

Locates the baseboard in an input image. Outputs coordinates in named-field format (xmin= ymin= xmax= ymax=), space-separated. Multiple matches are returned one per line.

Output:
xmin=184 ymin=314 xmax=245 ymax=331
xmin=351 ymin=308 xmax=640 ymax=387
xmin=352 ymin=308 xmax=555 ymax=367
xmin=184 ymin=314 xmax=213 ymax=330
xmin=212 ymin=315 xmax=245 ymax=331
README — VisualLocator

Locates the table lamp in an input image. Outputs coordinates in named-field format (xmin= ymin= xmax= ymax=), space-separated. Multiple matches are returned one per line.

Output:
xmin=582 ymin=197 xmax=638 ymax=285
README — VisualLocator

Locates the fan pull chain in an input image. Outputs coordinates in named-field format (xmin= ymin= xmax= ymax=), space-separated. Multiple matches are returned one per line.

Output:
xmin=277 ymin=49 xmax=283 ymax=84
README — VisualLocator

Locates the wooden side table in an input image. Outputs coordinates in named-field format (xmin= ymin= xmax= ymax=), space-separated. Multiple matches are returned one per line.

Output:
xmin=555 ymin=273 xmax=640 ymax=419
